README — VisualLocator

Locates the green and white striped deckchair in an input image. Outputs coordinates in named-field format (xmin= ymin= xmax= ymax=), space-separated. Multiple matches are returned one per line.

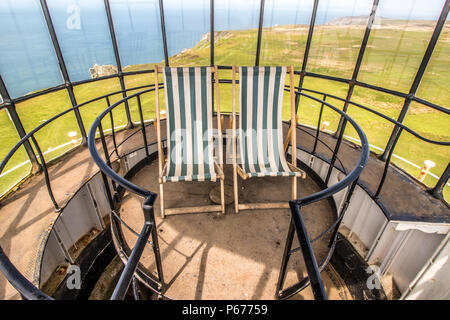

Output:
xmin=155 ymin=66 xmax=225 ymax=218
xmin=231 ymin=66 xmax=306 ymax=213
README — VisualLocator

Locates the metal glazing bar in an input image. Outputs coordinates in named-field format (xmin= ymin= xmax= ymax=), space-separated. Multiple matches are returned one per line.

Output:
xmin=289 ymin=202 xmax=327 ymax=300
xmin=336 ymin=0 xmax=379 ymax=135
xmin=159 ymin=0 xmax=170 ymax=66
xmin=210 ymin=0 xmax=214 ymax=66
xmin=39 ymin=0 xmax=87 ymax=143
xmin=295 ymin=0 xmax=319 ymax=112
xmin=104 ymin=0 xmax=133 ymax=129
xmin=255 ymin=0 xmax=265 ymax=66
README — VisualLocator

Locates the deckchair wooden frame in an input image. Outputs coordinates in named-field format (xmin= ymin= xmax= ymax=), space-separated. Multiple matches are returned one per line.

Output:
xmin=231 ymin=65 xmax=306 ymax=213
xmin=155 ymin=65 xmax=225 ymax=218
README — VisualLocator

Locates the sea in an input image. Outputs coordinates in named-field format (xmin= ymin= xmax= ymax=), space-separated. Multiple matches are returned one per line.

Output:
xmin=0 ymin=0 xmax=442 ymax=99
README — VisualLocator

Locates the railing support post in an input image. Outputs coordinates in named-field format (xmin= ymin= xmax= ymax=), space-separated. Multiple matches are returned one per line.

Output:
xmin=289 ymin=201 xmax=327 ymax=300
xmin=429 ymin=162 xmax=450 ymax=199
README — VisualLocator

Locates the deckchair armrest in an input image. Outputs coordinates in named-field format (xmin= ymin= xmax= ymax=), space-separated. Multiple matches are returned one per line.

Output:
xmin=288 ymin=163 xmax=307 ymax=179
xmin=214 ymin=161 xmax=225 ymax=180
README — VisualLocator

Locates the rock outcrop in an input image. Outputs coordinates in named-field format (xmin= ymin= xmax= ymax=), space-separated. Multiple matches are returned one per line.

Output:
xmin=89 ymin=64 xmax=118 ymax=78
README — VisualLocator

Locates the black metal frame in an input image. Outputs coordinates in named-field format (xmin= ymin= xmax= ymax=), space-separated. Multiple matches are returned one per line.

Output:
xmin=0 ymin=0 xmax=449 ymax=300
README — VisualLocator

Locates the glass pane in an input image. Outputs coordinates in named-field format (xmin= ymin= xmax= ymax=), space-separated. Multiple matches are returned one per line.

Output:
xmin=214 ymin=0 xmax=260 ymax=66
xmin=73 ymin=78 xmax=125 ymax=133
xmin=0 ymin=0 xmax=63 ymax=98
xmin=345 ymin=86 xmax=404 ymax=154
xmin=392 ymin=102 xmax=450 ymax=190
xmin=164 ymin=0 xmax=210 ymax=66
xmin=298 ymin=77 xmax=347 ymax=132
xmin=307 ymin=0 xmax=373 ymax=78
xmin=110 ymin=0 xmax=165 ymax=69
xmin=0 ymin=109 xmax=31 ymax=196
xmin=124 ymin=73 xmax=163 ymax=123
xmin=358 ymin=0 xmax=445 ymax=93
xmin=416 ymin=20 xmax=450 ymax=109
xmin=260 ymin=0 xmax=314 ymax=68
xmin=15 ymin=90 xmax=82 ymax=162
xmin=47 ymin=0 xmax=117 ymax=82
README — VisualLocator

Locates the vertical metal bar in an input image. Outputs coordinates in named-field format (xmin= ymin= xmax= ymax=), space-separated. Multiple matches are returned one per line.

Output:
xmin=98 ymin=121 xmax=117 ymax=193
xmin=381 ymin=0 xmax=450 ymax=161
xmin=53 ymin=227 xmax=74 ymax=264
xmin=210 ymin=0 xmax=214 ymax=66
xmin=325 ymin=117 xmax=347 ymax=185
xmin=328 ymin=179 xmax=358 ymax=247
xmin=312 ymin=94 xmax=326 ymax=155
xmin=430 ymin=162 xmax=450 ymax=199
xmin=149 ymin=209 xmax=164 ymax=287
xmin=137 ymin=95 xmax=150 ymax=161
xmin=159 ymin=0 xmax=170 ymax=66
xmin=30 ymin=135 xmax=59 ymax=211
xmin=39 ymin=0 xmax=87 ymax=144
xmin=276 ymin=219 xmax=296 ymax=297
xmin=375 ymin=128 xmax=403 ymax=198
xmin=289 ymin=202 xmax=327 ymax=300
xmin=335 ymin=0 xmax=379 ymax=135
xmin=111 ymin=222 xmax=153 ymax=300
xmin=106 ymin=97 xmax=119 ymax=158
xmin=104 ymin=0 xmax=133 ymax=129
xmin=254 ymin=0 xmax=265 ymax=66
xmin=0 ymin=76 xmax=39 ymax=169
xmin=295 ymin=0 xmax=319 ymax=113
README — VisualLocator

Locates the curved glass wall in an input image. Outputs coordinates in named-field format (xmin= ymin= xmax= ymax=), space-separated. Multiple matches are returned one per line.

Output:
xmin=416 ymin=19 xmax=449 ymax=109
xmin=260 ymin=0 xmax=314 ymax=68
xmin=307 ymin=0 xmax=373 ymax=78
xmin=165 ymin=0 xmax=210 ymax=66
xmin=110 ymin=0 xmax=165 ymax=70
xmin=0 ymin=0 xmax=448 ymax=202
xmin=0 ymin=0 xmax=63 ymax=98
xmin=214 ymin=0 xmax=260 ymax=65
xmin=46 ymin=0 xmax=117 ymax=82
xmin=358 ymin=0 xmax=445 ymax=92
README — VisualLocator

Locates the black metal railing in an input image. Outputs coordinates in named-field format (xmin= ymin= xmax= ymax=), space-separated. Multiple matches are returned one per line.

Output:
xmin=0 ymin=65 xmax=448 ymax=299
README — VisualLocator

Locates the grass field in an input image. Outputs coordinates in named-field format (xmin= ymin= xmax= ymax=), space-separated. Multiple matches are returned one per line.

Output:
xmin=1 ymin=18 xmax=449 ymax=200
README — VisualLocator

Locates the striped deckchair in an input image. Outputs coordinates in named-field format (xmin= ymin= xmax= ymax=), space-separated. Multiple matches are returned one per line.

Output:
xmin=231 ymin=65 xmax=306 ymax=213
xmin=154 ymin=65 xmax=225 ymax=218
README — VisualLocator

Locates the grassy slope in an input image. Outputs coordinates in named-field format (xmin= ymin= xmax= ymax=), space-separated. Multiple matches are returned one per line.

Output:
xmin=1 ymin=20 xmax=449 ymax=199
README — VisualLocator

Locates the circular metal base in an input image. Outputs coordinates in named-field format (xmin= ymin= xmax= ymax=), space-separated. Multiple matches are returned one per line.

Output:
xmin=209 ymin=184 xmax=234 ymax=205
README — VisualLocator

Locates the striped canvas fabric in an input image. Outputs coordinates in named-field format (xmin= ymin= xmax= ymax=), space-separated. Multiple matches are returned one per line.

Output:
xmin=238 ymin=66 xmax=301 ymax=178
xmin=162 ymin=67 xmax=217 ymax=182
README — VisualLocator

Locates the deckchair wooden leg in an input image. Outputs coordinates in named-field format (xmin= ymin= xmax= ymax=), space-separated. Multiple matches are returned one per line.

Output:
xmin=220 ymin=177 xmax=225 ymax=214
xmin=233 ymin=164 xmax=239 ymax=213
xmin=160 ymin=183 xmax=165 ymax=219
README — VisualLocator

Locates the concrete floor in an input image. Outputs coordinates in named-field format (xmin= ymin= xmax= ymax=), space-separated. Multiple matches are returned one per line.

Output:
xmin=117 ymin=160 xmax=343 ymax=299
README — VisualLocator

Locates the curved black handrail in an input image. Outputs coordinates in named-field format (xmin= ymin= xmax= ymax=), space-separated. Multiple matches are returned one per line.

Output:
xmin=0 ymin=73 xmax=447 ymax=300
